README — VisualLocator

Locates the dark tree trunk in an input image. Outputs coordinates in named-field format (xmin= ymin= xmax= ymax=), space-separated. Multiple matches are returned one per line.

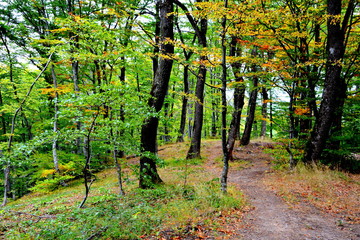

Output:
xmin=186 ymin=61 xmax=206 ymax=159
xmin=226 ymin=36 xmax=245 ymax=160
xmin=210 ymin=77 xmax=218 ymax=138
xmin=79 ymin=111 xmax=99 ymax=208
xmin=220 ymin=1 xmax=228 ymax=192
xmin=289 ymin=93 xmax=297 ymax=139
xmin=139 ymin=0 xmax=174 ymax=188
xmin=174 ymin=0 xmax=208 ymax=159
xmin=187 ymin=102 xmax=193 ymax=138
xmin=260 ymin=87 xmax=268 ymax=138
xmin=175 ymin=16 xmax=192 ymax=143
xmin=177 ymin=65 xmax=189 ymax=142
xmin=211 ymin=101 xmax=218 ymax=137
xmin=298 ymin=36 xmax=312 ymax=138
xmin=185 ymin=7 xmax=208 ymax=159
xmin=0 ymin=89 xmax=6 ymax=135
xmin=113 ymin=149 xmax=125 ymax=196
xmin=308 ymin=23 xmax=321 ymax=120
xmin=226 ymin=77 xmax=245 ymax=157
xmin=303 ymin=0 xmax=354 ymax=163
xmin=240 ymin=68 xmax=259 ymax=146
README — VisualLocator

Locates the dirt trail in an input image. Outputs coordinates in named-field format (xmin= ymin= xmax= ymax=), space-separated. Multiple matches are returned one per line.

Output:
xmin=227 ymin=143 xmax=360 ymax=240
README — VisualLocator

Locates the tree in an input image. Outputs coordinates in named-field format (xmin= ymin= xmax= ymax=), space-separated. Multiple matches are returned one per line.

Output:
xmin=139 ymin=0 xmax=174 ymax=188
xmin=260 ymin=86 xmax=269 ymax=138
xmin=304 ymin=0 xmax=357 ymax=163
xmin=240 ymin=48 xmax=259 ymax=146
xmin=174 ymin=0 xmax=208 ymax=159
xmin=175 ymin=12 xmax=194 ymax=143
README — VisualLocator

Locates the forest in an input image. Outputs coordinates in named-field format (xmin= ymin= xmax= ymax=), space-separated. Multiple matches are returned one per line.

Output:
xmin=0 ymin=0 xmax=359 ymax=239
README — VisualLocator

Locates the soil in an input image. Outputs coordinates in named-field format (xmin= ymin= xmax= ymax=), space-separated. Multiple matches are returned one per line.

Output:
xmin=204 ymin=141 xmax=360 ymax=240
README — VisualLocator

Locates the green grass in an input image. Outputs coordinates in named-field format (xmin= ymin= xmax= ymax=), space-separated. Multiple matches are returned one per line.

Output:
xmin=1 ymin=142 xmax=246 ymax=239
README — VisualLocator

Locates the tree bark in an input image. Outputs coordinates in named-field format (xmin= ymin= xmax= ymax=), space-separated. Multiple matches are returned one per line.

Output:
xmin=51 ymin=64 xmax=60 ymax=173
xmin=260 ymin=87 xmax=268 ymax=138
xmin=240 ymin=64 xmax=259 ymax=146
xmin=186 ymin=61 xmax=206 ymax=159
xmin=79 ymin=111 xmax=99 ymax=208
xmin=113 ymin=149 xmax=125 ymax=196
xmin=226 ymin=36 xmax=246 ymax=160
xmin=183 ymin=1 xmax=208 ymax=159
xmin=303 ymin=0 xmax=354 ymax=163
xmin=220 ymin=0 xmax=228 ymax=192
xmin=139 ymin=0 xmax=174 ymax=188
xmin=174 ymin=0 xmax=208 ymax=158
xmin=177 ymin=64 xmax=189 ymax=142
xmin=175 ymin=16 xmax=192 ymax=143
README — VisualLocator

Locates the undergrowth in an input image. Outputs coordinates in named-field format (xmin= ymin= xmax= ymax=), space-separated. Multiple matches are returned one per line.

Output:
xmin=0 ymin=141 xmax=246 ymax=239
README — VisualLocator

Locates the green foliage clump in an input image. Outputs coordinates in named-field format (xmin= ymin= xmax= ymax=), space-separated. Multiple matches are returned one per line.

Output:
xmin=29 ymin=175 xmax=74 ymax=193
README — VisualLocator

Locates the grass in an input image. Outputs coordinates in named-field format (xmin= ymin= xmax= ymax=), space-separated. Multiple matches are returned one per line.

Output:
xmin=0 ymin=140 xmax=246 ymax=239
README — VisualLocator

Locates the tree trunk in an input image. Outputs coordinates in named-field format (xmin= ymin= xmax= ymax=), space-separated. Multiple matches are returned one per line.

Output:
xmin=303 ymin=0 xmax=353 ymax=163
xmin=289 ymin=94 xmax=296 ymax=139
xmin=113 ymin=149 xmax=125 ymax=196
xmin=186 ymin=61 xmax=206 ymax=159
xmin=210 ymin=76 xmax=219 ymax=138
xmin=240 ymin=72 xmax=259 ymax=145
xmin=51 ymin=64 xmax=60 ymax=173
xmin=211 ymin=101 xmax=218 ymax=137
xmin=185 ymin=6 xmax=208 ymax=159
xmin=226 ymin=36 xmax=245 ymax=160
xmin=220 ymin=1 xmax=228 ymax=192
xmin=177 ymin=65 xmax=189 ymax=142
xmin=139 ymin=0 xmax=174 ymax=188
xmin=307 ymin=23 xmax=321 ymax=120
xmin=0 ymin=89 xmax=6 ymax=135
xmin=174 ymin=0 xmax=208 ymax=158
xmin=175 ymin=16 xmax=192 ymax=143
xmin=79 ymin=111 xmax=99 ymax=208
xmin=260 ymin=87 xmax=268 ymax=138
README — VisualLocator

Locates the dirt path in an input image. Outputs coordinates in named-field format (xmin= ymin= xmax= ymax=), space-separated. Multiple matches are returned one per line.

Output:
xmin=227 ymin=143 xmax=360 ymax=240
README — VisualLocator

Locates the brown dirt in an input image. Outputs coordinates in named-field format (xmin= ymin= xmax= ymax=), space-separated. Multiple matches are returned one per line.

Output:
xmin=203 ymin=141 xmax=360 ymax=240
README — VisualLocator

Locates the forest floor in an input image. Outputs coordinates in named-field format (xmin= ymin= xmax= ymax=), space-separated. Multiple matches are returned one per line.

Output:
xmin=1 ymin=140 xmax=359 ymax=239
xmin=199 ymin=140 xmax=360 ymax=240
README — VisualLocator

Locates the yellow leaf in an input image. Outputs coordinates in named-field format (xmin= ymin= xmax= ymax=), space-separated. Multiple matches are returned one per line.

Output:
xmin=48 ymin=28 xmax=71 ymax=33
xmin=40 ymin=169 xmax=56 ymax=178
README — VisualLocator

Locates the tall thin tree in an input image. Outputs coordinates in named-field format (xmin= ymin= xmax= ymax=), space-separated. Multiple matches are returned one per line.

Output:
xmin=139 ymin=0 xmax=174 ymax=188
